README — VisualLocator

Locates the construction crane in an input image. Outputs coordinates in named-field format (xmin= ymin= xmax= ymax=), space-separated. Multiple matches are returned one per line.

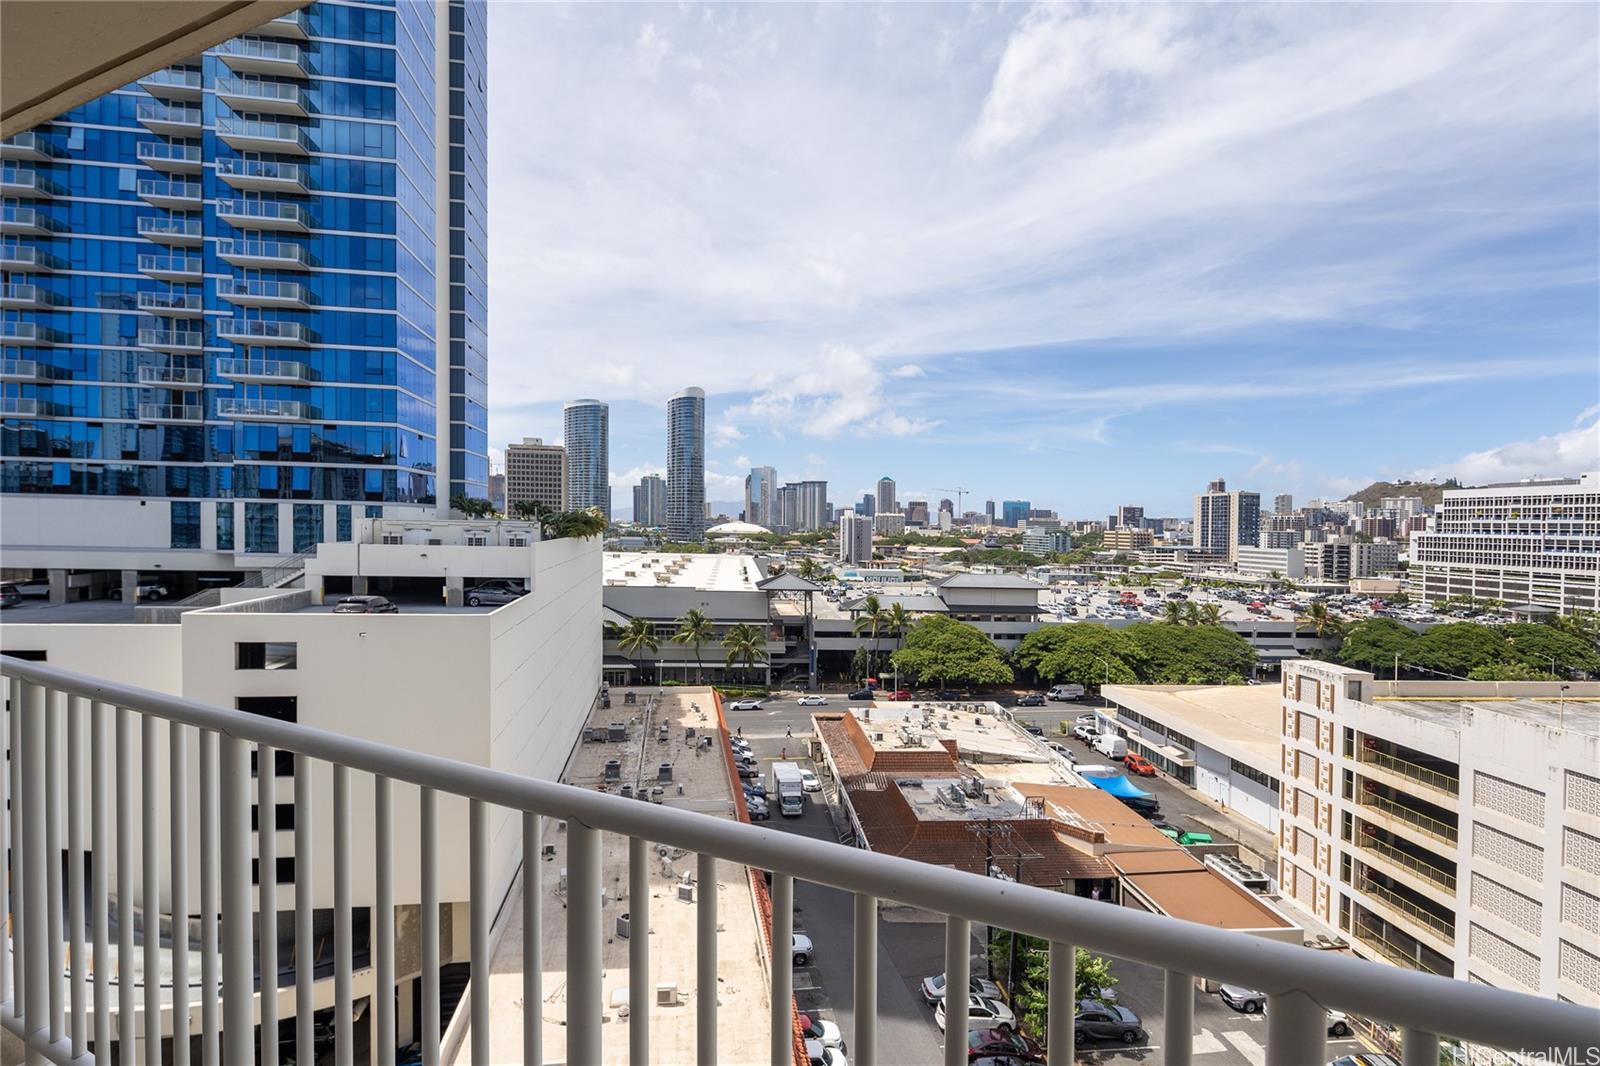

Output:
xmin=935 ymin=486 xmax=969 ymax=515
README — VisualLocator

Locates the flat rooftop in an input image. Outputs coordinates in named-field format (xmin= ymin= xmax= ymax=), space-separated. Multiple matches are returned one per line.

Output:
xmin=1101 ymin=684 xmax=1284 ymax=770
xmin=1369 ymin=695 xmax=1600 ymax=738
xmin=846 ymin=702 xmax=1056 ymax=763
xmin=602 ymin=552 xmax=765 ymax=592
xmin=894 ymin=777 xmax=1034 ymax=821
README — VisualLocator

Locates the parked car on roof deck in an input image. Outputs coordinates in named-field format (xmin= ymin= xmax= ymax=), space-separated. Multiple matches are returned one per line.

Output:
xmin=465 ymin=579 xmax=526 ymax=606
xmin=333 ymin=595 xmax=398 ymax=614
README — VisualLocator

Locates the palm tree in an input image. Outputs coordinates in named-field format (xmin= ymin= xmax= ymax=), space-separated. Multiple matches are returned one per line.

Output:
xmin=1297 ymin=600 xmax=1343 ymax=641
xmin=722 ymin=623 xmax=768 ymax=686
xmin=1161 ymin=600 xmax=1186 ymax=625
xmin=794 ymin=557 xmax=825 ymax=582
xmin=672 ymin=608 xmax=715 ymax=684
xmin=1199 ymin=603 xmax=1222 ymax=626
xmin=852 ymin=594 xmax=890 ymax=678
xmin=617 ymin=617 xmax=659 ymax=685
xmin=1182 ymin=601 xmax=1202 ymax=627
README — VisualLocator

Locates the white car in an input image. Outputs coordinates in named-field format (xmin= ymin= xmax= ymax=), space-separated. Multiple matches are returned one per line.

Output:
xmin=934 ymin=993 xmax=1016 ymax=1032
xmin=728 ymin=699 xmax=765 ymax=711
xmin=796 ymin=694 xmax=829 ymax=707
xmin=919 ymin=972 xmax=1003 ymax=1004
xmin=804 ymin=1038 xmax=847 ymax=1066
xmin=1072 ymin=724 xmax=1098 ymax=742
xmin=792 ymin=932 xmax=814 ymax=965
xmin=800 ymin=769 xmax=822 ymax=792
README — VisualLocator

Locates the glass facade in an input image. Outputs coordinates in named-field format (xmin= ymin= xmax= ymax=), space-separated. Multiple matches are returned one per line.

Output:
xmin=0 ymin=1 xmax=488 ymax=540
xmin=666 ymin=386 xmax=705 ymax=541
xmin=447 ymin=0 xmax=489 ymax=500
xmin=562 ymin=398 xmax=609 ymax=517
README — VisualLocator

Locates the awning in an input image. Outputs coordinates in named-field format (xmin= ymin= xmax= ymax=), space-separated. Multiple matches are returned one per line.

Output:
xmin=602 ymin=606 xmax=634 ymax=627
xmin=1086 ymin=774 xmax=1152 ymax=800
xmin=602 ymin=656 xmax=637 ymax=670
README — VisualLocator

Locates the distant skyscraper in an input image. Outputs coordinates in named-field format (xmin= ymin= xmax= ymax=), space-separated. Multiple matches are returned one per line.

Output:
xmin=876 ymin=477 xmax=896 ymax=517
xmin=505 ymin=437 xmax=565 ymax=512
xmin=794 ymin=480 xmax=828 ymax=531
xmin=985 ymin=500 xmax=996 ymax=523
xmin=860 ymin=492 xmax=876 ymax=517
xmin=666 ymin=387 xmax=706 ymax=539
xmin=745 ymin=465 xmax=777 ymax=527
xmin=488 ymin=473 xmax=506 ymax=513
xmin=633 ymin=474 xmax=666 ymax=527
xmin=562 ymin=400 xmax=610 ymax=517
xmin=839 ymin=510 xmax=873 ymax=563
xmin=1117 ymin=505 xmax=1145 ymax=529
xmin=773 ymin=484 xmax=798 ymax=532
xmin=905 ymin=500 xmax=930 ymax=526
xmin=1275 ymin=493 xmax=1295 ymax=515
xmin=1194 ymin=477 xmax=1261 ymax=561
xmin=1002 ymin=500 xmax=1031 ymax=527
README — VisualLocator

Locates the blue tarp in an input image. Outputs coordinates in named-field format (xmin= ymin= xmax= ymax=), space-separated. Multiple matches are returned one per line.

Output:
xmin=1086 ymin=774 xmax=1152 ymax=800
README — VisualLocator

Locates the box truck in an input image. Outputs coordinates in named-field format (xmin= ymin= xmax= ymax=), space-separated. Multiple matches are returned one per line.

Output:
xmin=772 ymin=761 xmax=806 ymax=817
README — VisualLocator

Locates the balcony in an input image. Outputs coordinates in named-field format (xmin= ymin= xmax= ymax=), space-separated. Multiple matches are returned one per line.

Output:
xmin=215 ymin=157 xmax=308 ymax=194
xmin=216 ymin=357 xmax=311 ymax=383
xmin=260 ymin=7 xmax=312 ymax=39
xmin=139 ymin=402 xmax=206 ymax=424
xmin=1 ymin=206 xmax=63 ymax=236
xmin=136 ymin=177 xmax=203 ymax=210
xmin=1 ymin=656 xmax=1596 ymax=1066
xmin=215 ymin=198 xmax=310 ymax=232
xmin=0 ymin=245 xmax=66 ymax=272
xmin=138 ymin=327 xmax=205 ymax=354
xmin=1 ymin=359 xmax=50 ymax=382
xmin=216 ymin=116 xmax=311 ymax=156
xmin=216 ymin=397 xmax=313 ymax=421
xmin=1355 ymin=872 xmax=1455 ymax=948
xmin=1 ymin=166 xmax=65 ymax=198
xmin=138 ymin=66 xmax=203 ymax=102
xmin=215 ymin=76 xmax=310 ymax=118
xmin=216 ymin=319 xmax=314 ymax=346
xmin=1351 ymin=916 xmax=1453 ymax=978
xmin=215 ymin=278 xmax=309 ymax=309
xmin=136 ymin=101 xmax=202 ymax=137
xmin=137 ymin=253 xmax=204 ymax=282
xmin=1 ymin=321 xmax=65 ymax=346
xmin=1 ymin=132 xmax=62 ymax=162
xmin=216 ymin=238 xmax=310 ymax=271
xmin=137 ymin=215 xmax=204 ymax=246
xmin=137 ymin=365 xmax=206 ymax=389
xmin=0 ymin=397 xmax=50 ymax=417
xmin=137 ymin=291 xmax=205 ymax=317
xmin=1354 ymin=832 xmax=1457 ymax=894
xmin=0 ymin=283 xmax=62 ymax=309
xmin=135 ymin=141 xmax=203 ymax=174
xmin=1357 ymin=791 xmax=1459 ymax=846
xmin=218 ymin=37 xmax=310 ymax=78
xmin=1357 ymin=747 xmax=1459 ymax=800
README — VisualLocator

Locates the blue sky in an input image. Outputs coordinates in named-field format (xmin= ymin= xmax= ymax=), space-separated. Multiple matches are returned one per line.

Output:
xmin=486 ymin=3 xmax=1599 ymax=517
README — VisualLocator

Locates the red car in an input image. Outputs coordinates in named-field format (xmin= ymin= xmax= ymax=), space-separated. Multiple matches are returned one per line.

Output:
xmin=1123 ymin=753 xmax=1157 ymax=777
xmin=969 ymin=1028 xmax=1045 ymax=1062
xmin=885 ymin=689 xmax=911 ymax=701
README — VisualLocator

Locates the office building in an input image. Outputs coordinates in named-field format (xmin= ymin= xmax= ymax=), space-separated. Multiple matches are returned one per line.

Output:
xmin=1352 ymin=539 xmax=1401 ymax=578
xmin=1236 ymin=545 xmax=1307 ymax=581
xmin=632 ymin=473 xmax=666 ymax=528
xmin=1407 ymin=476 xmax=1600 ymax=615
xmin=1261 ymin=528 xmax=1302 ymax=550
xmin=1116 ymin=505 xmax=1145 ymax=529
xmin=1194 ymin=478 xmax=1261 ymax=562
xmin=504 ymin=437 xmax=565 ymax=512
xmin=1379 ymin=496 xmax=1426 ymax=516
xmin=665 ymin=387 xmax=705 ymax=540
xmin=873 ymin=512 xmax=906 ymax=536
xmin=1022 ymin=528 xmax=1073 ymax=555
xmin=985 ymin=499 xmax=996 ymax=523
xmin=790 ymin=479 xmax=828 ymax=531
xmin=488 ymin=472 xmax=505 ymax=512
xmin=875 ymin=476 xmax=896 ymax=517
xmin=1103 ymin=528 xmax=1154 ymax=552
xmin=1 ymin=0 xmax=486 ymax=583
xmin=839 ymin=510 xmax=873 ymax=564
xmin=857 ymin=492 xmax=875 ymax=517
xmin=743 ymin=465 xmax=776 ymax=527
xmin=1278 ymin=660 xmax=1599 ymax=1007
xmin=904 ymin=500 xmax=930 ymax=527
xmin=562 ymin=399 xmax=609 ymax=517
xmin=1275 ymin=494 xmax=1295 ymax=515
xmin=1001 ymin=500 xmax=1031 ymax=527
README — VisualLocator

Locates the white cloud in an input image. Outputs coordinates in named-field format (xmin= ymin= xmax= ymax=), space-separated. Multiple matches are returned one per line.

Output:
xmin=1412 ymin=414 xmax=1600 ymax=485
xmin=732 ymin=343 xmax=940 ymax=439
xmin=633 ymin=23 xmax=670 ymax=79
xmin=711 ymin=422 xmax=746 ymax=446
xmin=608 ymin=463 xmax=664 ymax=489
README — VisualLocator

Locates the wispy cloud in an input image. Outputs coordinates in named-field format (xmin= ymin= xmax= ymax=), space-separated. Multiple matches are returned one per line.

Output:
xmin=1411 ymin=411 xmax=1600 ymax=484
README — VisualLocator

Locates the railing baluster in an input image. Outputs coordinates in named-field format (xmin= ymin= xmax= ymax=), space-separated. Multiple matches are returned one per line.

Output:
xmin=19 ymin=681 xmax=47 ymax=1059
xmin=1402 ymin=1027 xmax=1440 ymax=1066
xmin=45 ymin=689 xmax=64 ymax=1047
xmin=1266 ymin=990 xmax=1326 ymax=1066
xmin=566 ymin=820 xmax=601 ymax=1066
xmin=522 ymin=811 xmax=541 ymax=1066
xmin=171 ymin=721 xmax=190 ymax=1066
xmin=853 ymin=893 xmax=877 ymax=1066
xmin=294 ymin=754 xmax=315 ymax=1066
xmin=942 ymin=917 xmax=969 ymax=1066
xmin=259 ymin=744 xmax=279 ymax=1066
xmin=91 ymin=701 xmax=112 ymax=1057
xmin=334 ymin=764 xmax=352 ymax=1066
xmin=67 ymin=696 xmax=86 ymax=1059
xmin=220 ymin=733 xmax=255 ymax=1066
xmin=200 ymin=731 xmax=220 ymax=1066
xmin=1047 ymin=940 xmax=1074 ymax=1059
xmin=469 ymin=799 xmax=490 ymax=1066
xmin=141 ymin=714 xmax=161 ymax=1060
xmin=374 ymin=775 xmax=395 ymax=1066
xmin=116 ymin=706 xmax=138 ymax=1066
xmin=419 ymin=787 xmax=439 ymax=1066
xmin=1165 ymin=969 xmax=1193 ymax=1066
xmin=697 ymin=850 xmax=718 ymax=1066
xmin=770 ymin=873 xmax=794 ymax=1066
xmin=628 ymin=834 xmax=648 ymax=1066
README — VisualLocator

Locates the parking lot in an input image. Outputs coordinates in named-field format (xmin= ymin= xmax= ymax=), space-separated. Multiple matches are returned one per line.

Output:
xmin=727 ymin=697 xmax=1363 ymax=1064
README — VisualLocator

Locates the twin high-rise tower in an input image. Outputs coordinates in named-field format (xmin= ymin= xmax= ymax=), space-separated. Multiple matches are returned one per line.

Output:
xmin=666 ymin=386 xmax=705 ymax=540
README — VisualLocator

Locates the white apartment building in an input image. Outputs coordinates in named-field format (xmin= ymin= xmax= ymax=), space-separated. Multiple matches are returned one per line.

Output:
xmin=873 ymin=512 xmax=907 ymax=536
xmin=839 ymin=510 xmax=874 ymax=564
xmin=1277 ymin=660 xmax=1599 ymax=1009
xmin=1409 ymin=474 xmax=1600 ymax=614
xmin=1236 ymin=545 xmax=1307 ymax=581
xmin=1352 ymin=539 xmax=1401 ymax=578
xmin=504 ymin=436 xmax=566 ymax=512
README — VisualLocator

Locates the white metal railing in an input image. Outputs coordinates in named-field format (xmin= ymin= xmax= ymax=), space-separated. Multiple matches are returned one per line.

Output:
xmin=1 ymin=657 xmax=1596 ymax=1066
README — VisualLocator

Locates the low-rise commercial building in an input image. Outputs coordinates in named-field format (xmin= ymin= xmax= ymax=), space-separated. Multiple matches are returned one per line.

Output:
xmin=1021 ymin=528 xmax=1073 ymax=555
xmin=1235 ymin=545 xmax=1306 ymax=581
xmin=1103 ymin=527 xmax=1155 ymax=552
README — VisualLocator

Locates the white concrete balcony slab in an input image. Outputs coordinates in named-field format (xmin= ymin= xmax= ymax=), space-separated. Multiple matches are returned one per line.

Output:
xmin=215 ymin=157 xmax=307 ymax=194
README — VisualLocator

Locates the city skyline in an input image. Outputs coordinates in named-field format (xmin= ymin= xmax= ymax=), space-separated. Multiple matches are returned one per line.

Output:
xmin=485 ymin=3 xmax=1598 ymax=516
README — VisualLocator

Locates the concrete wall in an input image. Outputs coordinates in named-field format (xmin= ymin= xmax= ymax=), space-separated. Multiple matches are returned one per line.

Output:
xmin=0 ymin=622 xmax=185 ymax=693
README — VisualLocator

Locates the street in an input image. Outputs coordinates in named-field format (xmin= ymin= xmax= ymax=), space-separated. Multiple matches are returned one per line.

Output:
xmin=727 ymin=697 xmax=1363 ymax=1065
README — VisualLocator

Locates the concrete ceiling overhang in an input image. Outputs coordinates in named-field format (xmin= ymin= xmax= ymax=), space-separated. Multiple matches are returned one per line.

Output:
xmin=2 ymin=0 xmax=309 ymax=138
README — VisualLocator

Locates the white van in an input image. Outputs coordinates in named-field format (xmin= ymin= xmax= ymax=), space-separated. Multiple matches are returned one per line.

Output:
xmin=1092 ymin=732 xmax=1128 ymax=759
xmin=1047 ymin=684 xmax=1086 ymax=701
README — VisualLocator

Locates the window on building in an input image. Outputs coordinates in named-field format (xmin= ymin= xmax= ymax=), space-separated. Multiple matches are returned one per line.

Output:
xmin=216 ymin=503 xmax=235 ymax=551
xmin=235 ymin=642 xmax=297 ymax=671
xmin=365 ymin=505 xmax=383 ymax=519
xmin=237 ymin=695 xmax=297 ymax=724
xmin=293 ymin=504 xmax=323 ymax=553
xmin=336 ymin=505 xmax=352 ymax=542
xmin=245 ymin=503 xmax=279 ymax=553
xmin=170 ymin=501 xmax=200 ymax=549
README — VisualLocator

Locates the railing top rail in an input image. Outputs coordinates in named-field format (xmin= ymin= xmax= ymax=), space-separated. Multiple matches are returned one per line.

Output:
xmin=3 ymin=653 xmax=1596 ymax=1055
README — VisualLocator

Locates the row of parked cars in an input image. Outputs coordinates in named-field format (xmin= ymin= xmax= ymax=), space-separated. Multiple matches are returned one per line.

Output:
xmin=919 ymin=968 xmax=1147 ymax=1056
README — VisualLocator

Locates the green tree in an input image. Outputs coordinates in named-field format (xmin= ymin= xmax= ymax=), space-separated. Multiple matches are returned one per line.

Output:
xmin=1549 ymin=610 xmax=1600 ymax=647
xmin=450 ymin=493 xmax=496 ymax=519
xmin=721 ymin=623 xmax=768 ymax=685
xmin=794 ymin=557 xmax=827 ymax=582
xmin=1125 ymin=623 xmax=1257 ymax=684
xmin=852 ymin=594 xmax=891 ymax=675
xmin=1013 ymin=625 xmax=1145 ymax=686
xmin=616 ymin=617 xmax=659 ymax=684
xmin=1338 ymin=618 xmax=1418 ymax=674
xmin=1467 ymin=661 xmax=1556 ymax=681
xmin=1296 ymin=600 xmax=1344 ymax=642
xmin=1198 ymin=602 xmax=1222 ymax=626
xmin=989 ymin=933 xmax=1118 ymax=1039
xmin=672 ymin=608 xmax=716 ymax=684
xmin=1161 ymin=600 xmax=1186 ymax=625
xmin=884 ymin=602 xmax=913 ymax=655
xmin=1501 ymin=622 xmax=1600 ymax=677
xmin=1411 ymin=622 xmax=1511 ymax=678
xmin=889 ymin=616 xmax=1014 ymax=687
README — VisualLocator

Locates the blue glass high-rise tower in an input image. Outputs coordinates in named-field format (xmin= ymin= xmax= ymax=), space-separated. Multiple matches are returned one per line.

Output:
xmin=666 ymin=386 xmax=705 ymax=541
xmin=562 ymin=398 xmax=609 ymax=518
xmin=0 ymin=0 xmax=487 ymax=568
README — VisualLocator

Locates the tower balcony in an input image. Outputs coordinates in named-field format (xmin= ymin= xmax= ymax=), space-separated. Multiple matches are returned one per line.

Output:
xmin=136 ymin=101 xmax=202 ymax=137
xmin=1 ymin=206 xmax=63 ymax=236
xmin=215 ymin=198 xmax=310 ymax=232
xmin=137 ymin=292 xmax=205 ymax=318
xmin=215 ymin=157 xmax=308 ymax=194
xmin=0 ymin=245 xmax=66 ymax=272
xmin=136 ymin=141 xmax=203 ymax=174
xmin=138 ymin=67 xmax=203 ymax=102
xmin=137 ymin=215 xmax=204 ymax=246
xmin=137 ymin=253 xmax=204 ymax=282
xmin=137 ymin=365 xmax=206 ymax=390
xmin=136 ymin=177 xmax=203 ymax=210
xmin=215 ymin=76 xmax=310 ymax=118
xmin=139 ymin=402 xmax=206 ymax=424
xmin=215 ymin=278 xmax=309 ymax=309
xmin=218 ymin=37 xmax=310 ymax=79
xmin=138 ymin=327 xmax=206 ymax=354
xmin=1 ymin=132 xmax=62 ymax=162
xmin=215 ymin=357 xmax=311 ymax=383
xmin=0 ymin=322 xmax=65 ymax=346
xmin=216 ymin=116 xmax=310 ymax=156
xmin=259 ymin=8 xmax=312 ymax=39
xmin=216 ymin=397 xmax=315 ymax=421
xmin=0 ymin=283 xmax=63 ymax=308
xmin=1 ymin=358 xmax=57 ymax=382
xmin=1 ymin=166 xmax=65 ymax=198
xmin=216 ymin=238 xmax=310 ymax=271
xmin=216 ymin=320 xmax=314 ymax=346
